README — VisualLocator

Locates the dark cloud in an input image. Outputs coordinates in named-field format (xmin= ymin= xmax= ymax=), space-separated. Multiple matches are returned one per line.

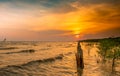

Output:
xmin=77 ymin=0 xmax=120 ymax=6
xmin=0 ymin=0 xmax=120 ymax=13
xmin=0 ymin=0 xmax=77 ymax=13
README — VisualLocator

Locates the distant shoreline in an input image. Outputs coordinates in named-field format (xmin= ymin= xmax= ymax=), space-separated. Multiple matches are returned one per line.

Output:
xmin=79 ymin=37 xmax=120 ymax=42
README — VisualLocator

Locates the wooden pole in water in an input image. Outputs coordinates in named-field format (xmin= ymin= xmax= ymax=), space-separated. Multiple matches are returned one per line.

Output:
xmin=76 ymin=41 xmax=84 ymax=69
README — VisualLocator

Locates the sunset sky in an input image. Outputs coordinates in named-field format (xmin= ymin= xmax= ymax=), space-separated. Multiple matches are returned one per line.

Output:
xmin=0 ymin=0 xmax=120 ymax=41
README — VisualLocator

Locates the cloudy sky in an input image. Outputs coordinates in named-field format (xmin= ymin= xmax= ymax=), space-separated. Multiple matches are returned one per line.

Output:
xmin=0 ymin=0 xmax=120 ymax=41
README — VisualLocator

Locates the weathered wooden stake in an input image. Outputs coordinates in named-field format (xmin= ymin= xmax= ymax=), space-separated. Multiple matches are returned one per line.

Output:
xmin=76 ymin=41 xmax=84 ymax=69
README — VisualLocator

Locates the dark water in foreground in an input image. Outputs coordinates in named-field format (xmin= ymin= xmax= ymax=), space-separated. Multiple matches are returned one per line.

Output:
xmin=0 ymin=42 xmax=119 ymax=76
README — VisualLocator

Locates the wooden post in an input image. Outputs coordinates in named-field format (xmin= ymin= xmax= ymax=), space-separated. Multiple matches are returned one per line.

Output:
xmin=76 ymin=41 xmax=84 ymax=69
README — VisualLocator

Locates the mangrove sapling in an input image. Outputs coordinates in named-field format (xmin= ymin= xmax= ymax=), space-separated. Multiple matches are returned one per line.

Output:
xmin=86 ymin=43 xmax=92 ymax=56
xmin=97 ymin=39 xmax=111 ymax=63
xmin=107 ymin=47 xmax=120 ymax=72
xmin=98 ymin=39 xmax=120 ymax=72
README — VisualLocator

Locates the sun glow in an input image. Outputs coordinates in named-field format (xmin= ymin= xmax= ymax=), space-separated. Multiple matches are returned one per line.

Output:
xmin=75 ymin=34 xmax=80 ymax=38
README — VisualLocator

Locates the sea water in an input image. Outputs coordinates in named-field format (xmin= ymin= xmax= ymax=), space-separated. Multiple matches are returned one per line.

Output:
xmin=0 ymin=41 xmax=119 ymax=76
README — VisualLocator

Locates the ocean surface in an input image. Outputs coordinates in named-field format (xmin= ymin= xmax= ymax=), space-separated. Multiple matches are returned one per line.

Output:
xmin=0 ymin=41 xmax=119 ymax=76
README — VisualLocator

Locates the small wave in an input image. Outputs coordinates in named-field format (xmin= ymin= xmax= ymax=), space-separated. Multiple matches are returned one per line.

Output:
xmin=64 ymin=44 xmax=75 ymax=48
xmin=47 ymin=45 xmax=51 ymax=47
xmin=0 ymin=54 xmax=64 ymax=76
xmin=2 ymin=54 xmax=64 ymax=68
xmin=64 ymin=52 xmax=73 ymax=56
xmin=0 ymin=69 xmax=24 ymax=76
xmin=0 ymin=47 xmax=17 ymax=50
xmin=3 ymin=49 xmax=35 ymax=54
xmin=23 ymin=54 xmax=64 ymax=66
xmin=39 ymin=48 xmax=51 ymax=51
xmin=20 ymin=49 xmax=35 ymax=53
xmin=57 ymin=44 xmax=63 ymax=46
